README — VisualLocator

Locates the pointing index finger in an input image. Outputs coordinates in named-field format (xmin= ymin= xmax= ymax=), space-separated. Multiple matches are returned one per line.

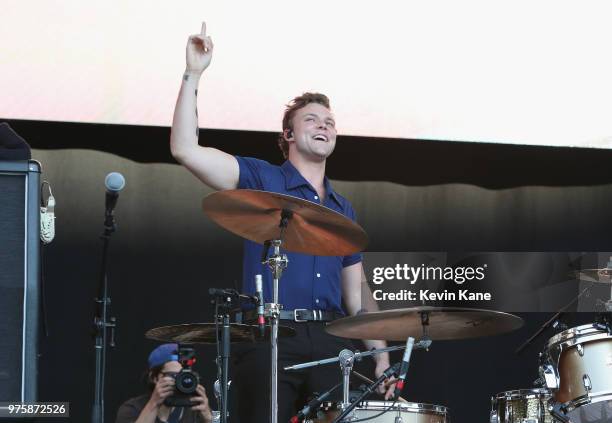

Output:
xmin=201 ymin=22 xmax=207 ymax=36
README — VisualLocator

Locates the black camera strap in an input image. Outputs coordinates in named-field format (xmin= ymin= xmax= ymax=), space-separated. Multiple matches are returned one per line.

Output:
xmin=167 ymin=406 xmax=182 ymax=423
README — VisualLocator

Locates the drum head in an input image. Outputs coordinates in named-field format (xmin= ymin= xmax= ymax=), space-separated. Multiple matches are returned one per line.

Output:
xmin=493 ymin=388 xmax=551 ymax=400
xmin=566 ymin=400 xmax=612 ymax=423
xmin=546 ymin=324 xmax=608 ymax=349
xmin=359 ymin=401 xmax=448 ymax=415
xmin=311 ymin=401 xmax=449 ymax=423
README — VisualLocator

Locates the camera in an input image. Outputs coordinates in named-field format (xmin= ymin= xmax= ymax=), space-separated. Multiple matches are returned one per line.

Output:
xmin=164 ymin=346 xmax=201 ymax=407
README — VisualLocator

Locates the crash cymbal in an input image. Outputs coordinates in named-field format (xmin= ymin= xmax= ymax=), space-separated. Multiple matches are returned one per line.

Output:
xmin=325 ymin=306 xmax=524 ymax=341
xmin=202 ymin=189 xmax=368 ymax=256
xmin=145 ymin=323 xmax=296 ymax=344
xmin=575 ymin=268 xmax=612 ymax=284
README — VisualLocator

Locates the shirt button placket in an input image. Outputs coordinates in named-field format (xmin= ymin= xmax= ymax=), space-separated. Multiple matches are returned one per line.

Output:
xmin=314 ymin=272 xmax=321 ymax=307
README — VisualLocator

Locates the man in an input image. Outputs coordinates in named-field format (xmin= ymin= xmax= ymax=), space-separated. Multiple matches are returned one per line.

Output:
xmin=115 ymin=344 xmax=214 ymax=423
xmin=170 ymin=22 xmax=394 ymax=422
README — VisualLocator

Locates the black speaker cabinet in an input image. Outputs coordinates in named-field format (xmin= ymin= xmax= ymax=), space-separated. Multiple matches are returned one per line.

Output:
xmin=0 ymin=160 xmax=40 ymax=401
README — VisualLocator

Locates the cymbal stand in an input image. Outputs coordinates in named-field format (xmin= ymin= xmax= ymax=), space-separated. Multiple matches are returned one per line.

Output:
xmin=211 ymin=290 xmax=237 ymax=423
xmin=605 ymin=261 xmax=612 ymax=311
xmin=286 ymin=343 xmax=431 ymax=420
xmin=284 ymin=344 xmax=422 ymax=372
xmin=338 ymin=349 xmax=355 ymax=413
xmin=591 ymin=258 xmax=612 ymax=311
xmin=262 ymin=209 xmax=291 ymax=423
xmin=515 ymin=279 xmax=598 ymax=355
xmin=420 ymin=311 xmax=433 ymax=350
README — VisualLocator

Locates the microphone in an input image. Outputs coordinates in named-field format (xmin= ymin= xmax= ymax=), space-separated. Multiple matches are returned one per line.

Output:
xmin=104 ymin=172 xmax=126 ymax=216
xmin=289 ymin=382 xmax=341 ymax=423
xmin=208 ymin=288 xmax=258 ymax=304
xmin=40 ymin=182 xmax=55 ymax=244
xmin=393 ymin=337 xmax=415 ymax=399
xmin=255 ymin=274 xmax=265 ymax=337
xmin=209 ymin=288 xmax=237 ymax=297
xmin=384 ymin=362 xmax=401 ymax=379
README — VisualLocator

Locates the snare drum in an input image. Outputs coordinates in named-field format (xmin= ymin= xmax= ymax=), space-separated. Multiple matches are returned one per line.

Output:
xmin=308 ymin=401 xmax=449 ymax=423
xmin=490 ymin=389 xmax=557 ymax=423
xmin=541 ymin=324 xmax=612 ymax=423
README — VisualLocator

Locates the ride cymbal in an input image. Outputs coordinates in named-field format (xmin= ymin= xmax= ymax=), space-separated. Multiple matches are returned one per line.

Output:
xmin=145 ymin=323 xmax=296 ymax=344
xmin=575 ymin=268 xmax=612 ymax=284
xmin=325 ymin=306 xmax=524 ymax=341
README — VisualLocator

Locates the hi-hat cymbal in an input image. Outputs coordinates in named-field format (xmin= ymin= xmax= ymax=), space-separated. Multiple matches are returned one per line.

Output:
xmin=202 ymin=189 xmax=368 ymax=256
xmin=575 ymin=268 xmax=612 ymax=284
xmin=325 ymin=307 xmax=524 ymax=341
xmin=145 ymin=323 xmax=296 ymax=344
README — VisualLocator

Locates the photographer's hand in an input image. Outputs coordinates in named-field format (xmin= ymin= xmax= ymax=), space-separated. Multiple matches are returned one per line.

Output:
xmin=133 ymin=376 xmax=175 ymax=423
xmin=150 ymin=375 xmax=175 ymax=407
xmin=191 ymin=385 xmax=213 ymax=423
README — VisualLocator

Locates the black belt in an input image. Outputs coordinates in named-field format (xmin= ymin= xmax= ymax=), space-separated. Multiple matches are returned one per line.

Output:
xmin=242 ymin=309 xmax=343 ymax=322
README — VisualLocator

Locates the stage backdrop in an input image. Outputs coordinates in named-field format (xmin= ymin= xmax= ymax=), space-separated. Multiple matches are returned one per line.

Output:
xmin=28 ymin=136 xmax=610 ymax=422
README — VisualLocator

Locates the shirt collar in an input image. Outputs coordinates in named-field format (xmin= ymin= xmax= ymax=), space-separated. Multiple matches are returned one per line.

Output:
xmin=281 ymin=160 xmax=343 ymax=207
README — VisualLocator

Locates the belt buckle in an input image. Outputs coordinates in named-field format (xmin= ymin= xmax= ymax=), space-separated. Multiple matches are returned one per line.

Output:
xmin=293 ymin=309 xmax=308 ymax=322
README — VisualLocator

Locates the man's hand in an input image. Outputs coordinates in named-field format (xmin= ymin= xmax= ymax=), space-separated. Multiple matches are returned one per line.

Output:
xmin=191 ymin=384 xmax=214 ymax=423
xmin=186 ymin=22 xmax=214 ymax=74
xmin=149 ymin=375 xmax=175 ymax=407
xmin=374 ymin=355 xmax=397 ymax=400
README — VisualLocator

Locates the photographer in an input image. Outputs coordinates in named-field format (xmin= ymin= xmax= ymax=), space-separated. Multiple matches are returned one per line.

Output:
xmin=115 ymin=344 xmax=214 ymax=423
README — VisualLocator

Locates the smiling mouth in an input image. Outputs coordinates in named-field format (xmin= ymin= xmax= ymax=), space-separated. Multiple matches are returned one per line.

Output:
xmin=313 ymin=135 xmax=328 ymax=142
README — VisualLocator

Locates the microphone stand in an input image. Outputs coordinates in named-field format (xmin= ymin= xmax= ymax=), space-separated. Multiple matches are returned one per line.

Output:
xmin=209 ymin=287 xmax=260 ymax=423
xmin=515 ymin=279 xmax=598 ymax=355
xmin=331 ymin=363 xmax=400 ymax=423
xmin=210 ymin=289 xmax=244 ymax=423
xmin=290 ymin=382 xmax=342 ymax=422
xmin=91 ymin=208 xmax=118 ymax=423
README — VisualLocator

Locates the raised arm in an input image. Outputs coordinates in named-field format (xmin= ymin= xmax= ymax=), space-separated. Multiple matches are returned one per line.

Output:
xmin=170 ymin=22 xmax=239 ymax=191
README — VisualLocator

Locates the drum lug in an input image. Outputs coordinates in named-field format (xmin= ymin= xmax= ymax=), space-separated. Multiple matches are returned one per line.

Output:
xmin=539 ymin=364 xmax=559 ymax=389
xmin=576 ymin=343 xmax=584 ymax=356
xmin=548 ymin=402 xmax=571 ymax=423
xmin=583 ymin=374 xmax=592 ymax=391
xmin=490 ymin=411 xmax=498 ymax=423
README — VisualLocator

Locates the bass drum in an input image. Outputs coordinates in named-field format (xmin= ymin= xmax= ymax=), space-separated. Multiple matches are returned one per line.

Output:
xmin=308 ymin=401 xmax=449 ymax=423
xmin=541 ymin=324 xmax=612 ymax=423
xmin=490 ymin=388 xmax=559 ymax=423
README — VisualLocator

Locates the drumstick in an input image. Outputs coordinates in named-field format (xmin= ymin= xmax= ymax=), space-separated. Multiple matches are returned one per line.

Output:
xmin=352 ymin=371 xmax=408 ymax=403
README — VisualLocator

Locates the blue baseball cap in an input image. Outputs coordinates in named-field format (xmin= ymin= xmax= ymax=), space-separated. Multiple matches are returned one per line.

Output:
xmin=148 ymin=343 xmax=179 ymax=369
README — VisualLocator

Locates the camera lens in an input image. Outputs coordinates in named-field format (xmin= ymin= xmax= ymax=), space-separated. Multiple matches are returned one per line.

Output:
xmin=175 ymin=370 xmax=199 ymax=394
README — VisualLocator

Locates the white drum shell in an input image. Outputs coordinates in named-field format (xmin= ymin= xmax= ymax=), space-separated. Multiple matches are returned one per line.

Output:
xmin=310 ymin=401 xmax=448 ymax=423
xmin=543 ymin=324 xmax=612 ymax=423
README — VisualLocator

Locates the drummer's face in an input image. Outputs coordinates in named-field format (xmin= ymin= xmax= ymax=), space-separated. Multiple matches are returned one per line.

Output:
xmin=288 ymin=103 xmax=337 ymax=162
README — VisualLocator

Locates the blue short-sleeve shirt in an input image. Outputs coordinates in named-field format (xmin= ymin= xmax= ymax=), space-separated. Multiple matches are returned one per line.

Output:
xmin=235 ymin=156 xmax=362 ymax=315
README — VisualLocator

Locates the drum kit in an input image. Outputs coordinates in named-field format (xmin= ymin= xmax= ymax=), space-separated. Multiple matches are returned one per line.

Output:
xmin=144 ymin=189 xmax=612 ymax=423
